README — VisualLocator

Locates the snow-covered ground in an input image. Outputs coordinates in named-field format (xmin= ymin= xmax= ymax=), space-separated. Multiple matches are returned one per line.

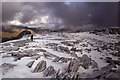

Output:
xmin=0 ymin=31 xmax=119 ymax=78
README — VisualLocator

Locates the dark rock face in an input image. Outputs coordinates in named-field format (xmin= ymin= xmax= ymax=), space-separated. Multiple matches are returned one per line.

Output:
xmin=61 ymin=41 xmax=74 ymax=46
xmin=71 ymin=48 xmax=82 ymax=52
xmin=33 ymin=60 xmax=46 ymax=73
xmin=58 ymin=46 xmax=70 ymax=53
xmin=52 ymin=57 xmax=61 ymax=62
xmin=87 ymin=64 xmax=116 ymax=78
xmin=27 ymin=61 xmax=35 ymax=68
xmin=31 ymin=56 xmax=40 ymax=60
xmin=3 ymin=47 xmax=19 ymax=52
xmin=43 ymin=66 xmax=56 ymax=77
xmin=43 ymin=52 xmax=57 ymax=59
xmin=52 ymin=57 xmax=70 ymax=63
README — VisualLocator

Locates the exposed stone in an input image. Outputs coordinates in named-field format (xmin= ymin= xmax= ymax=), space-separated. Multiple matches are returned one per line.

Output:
xmin=43 ymin=66 xmax=56 ymax=77
xmin=70 ymin=52 xmax=78 ymax=58
xmin=43 ymin=52 xmax=57 ymax=58
xmin=58 ymin=46 xmax=70 ymax=53
xmin=31 ymin=55 xmax=40 ymax=60
xmin=60 ymin=57 xmax=68 ymax=63
xmin=33 ymin=60 xmax=46 ymax=73
xmin=87 ymin=64 xmax=115 ymax=78
xmin=35 ymin=49 xmax=46 ymax=52
xmin=2 ymin=43 xmax=10 ymax=46
xmin=67 ymin=59 xmax=79 ymax=72
xmin=105 ymin=72 xmax=118 ymax=78
xmin=71 ymin=48 xmax=82 ymax=52
xmin=3 ymin=47 xmax=19 ymax=51
xmin=61 ymin=41 xmax=74 ymax=46
xmin=27 ymin=61 xmax=35 ymax=68
xmin=91 ymin=60 xmax=98 ymax=68
xmin=13 ymin=41 xmax=26 ymax=47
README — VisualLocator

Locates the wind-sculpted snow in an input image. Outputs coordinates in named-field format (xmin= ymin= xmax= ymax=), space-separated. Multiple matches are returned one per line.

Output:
xmin=0 ymin=32 xmax=119 ymax=78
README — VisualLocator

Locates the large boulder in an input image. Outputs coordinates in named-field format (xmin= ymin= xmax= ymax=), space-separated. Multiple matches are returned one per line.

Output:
xmin=3 ymin=47 xmax=19 ymax=52
xmin=27 ymin=61 xmax=35 ymax=68
xmin=43 ymin=66 xmax=56 ymax=77
xmin=33 ymin=60 xmax=46 ymax=72
xmin=58 ymin=46 xmax=70 ymax=53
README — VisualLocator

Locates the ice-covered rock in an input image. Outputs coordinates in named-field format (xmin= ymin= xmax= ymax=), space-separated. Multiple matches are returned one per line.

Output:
xmin=27 ymin=61 xmax=35 ymax=68
xmin=33 ymin=60 xmax=46 ymax=72
xmin=43 ymin=66 xmax=56 ymax=77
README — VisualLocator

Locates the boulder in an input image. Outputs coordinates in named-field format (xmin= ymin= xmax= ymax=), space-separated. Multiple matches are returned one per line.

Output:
xmin=91 ymin=60 xmax=98 ymax=68
xmin=43 ymin=66 xmax=56 ymax=77
xmin=43 ymin=52 xmax=57 ymax=58
xmin=70 ymin=52 xmax=78 ymax=58
xmin=27 ymin=61 xmax=35 ymax=68
xmin=52 ymin=57 xmax=61 ymax=62
xmin=60 ymin=57 xmax=68 ymax=63
xmin=31 ymin=55 xmax=40 ymax=60
xmin=58 ymin=46 xmax=70 ymax=53
xmin=33 ymin=60 xmax=46 ymax=72
xmin=3 ymin=47 xmax=19 ymax=51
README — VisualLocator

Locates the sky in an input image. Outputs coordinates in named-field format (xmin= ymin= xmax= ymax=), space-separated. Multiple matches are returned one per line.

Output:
xmin=2 ymin=2 xmax=118 ymax=28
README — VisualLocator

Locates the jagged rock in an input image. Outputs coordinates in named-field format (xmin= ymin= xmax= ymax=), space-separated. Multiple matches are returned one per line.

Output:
xmin=71 ymin=63 xmax=79 ymax=72
xmin=3 ymin=47 xmax=19 ymax=51
xmin=45 ymin=43 xmax=58 ymax=50
xmin=60 ymin=57 xmax=68 ymax=63
xmin=52 ymin=57 xmax=61 ymax=62
xmin=87 ymin=64 xmax=115 ymax=78
xmin=46 ymin=43 xmax=58 ymax=47
xmin=71 ymin=48 xmax=82 ymax=52
xmin=43 ymin=52 xmax=57 ymax=59
xmin=85 ymin=48 xmax=91 ymax=53
xmin=58 ymin=46 xmax=70 ymax=53
xmin=2 ymin=53 xmax=12 ymax=58
xmin=105 ymin=72 xmax=118 ymax=78
xmin=61 ymin=41 xmax=74 ymax=46
xmin=112 ymin=60 xmax=120 ymax=65
xmin=51 ymin=69 xmax=60 ymax=78
xmin=31 ymin=55 xmax=40 ymax=60
xmin=27 ymin=61 xmax=35 ymax=68
xmin=52 ymin=57 xmax=68 ymax=63
xmin=43 ymin=66 xmax=56 ymax=77
xmin=106 ymin=57 xmax=112 ymax=60
xmin=25 ymin=49 xmax=38 ymax=57
xmin=106 ymin=57 xmax=120 ymax=65
xmin=35 ymin=49 xmax=46 ymax=52
xmin=67 ymin=59 xmax=79 ymax=72
xmin=33 ymin=60 xmax=46 ymax=72
xmin=91 ymin=60 xmax=98 ymax=68
xmin=70 ymin=52 xmax=78 ymax=58
xmin=13 ymin=41 xmax=26 ymax=47
xmin=2 ymin=43 xmax=10 ymax=46
xmin=1 ymin=63 xmax=17 ymax=75
xmin=59 ymin=72 xmax=80 ymax=79
xmin=82 ymin=61 xmax=90 ymax=69
xmin=81 ymin=54 xmax=92 ymax=69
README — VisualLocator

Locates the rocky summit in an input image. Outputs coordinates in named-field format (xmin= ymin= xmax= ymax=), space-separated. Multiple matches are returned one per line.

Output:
xmin=0 ymin=28 xmax=119 ymax=79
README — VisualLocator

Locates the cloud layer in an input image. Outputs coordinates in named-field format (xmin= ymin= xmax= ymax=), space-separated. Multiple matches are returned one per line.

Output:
xmin=2 ymin=2 xmax=118 ymax=27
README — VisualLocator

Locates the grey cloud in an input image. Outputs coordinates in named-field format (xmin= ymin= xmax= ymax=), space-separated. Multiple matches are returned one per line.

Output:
xmin=2 ymin=2 xmax=23 ymax=22
xmin=2 ymin=2 xmax=118 ymax=28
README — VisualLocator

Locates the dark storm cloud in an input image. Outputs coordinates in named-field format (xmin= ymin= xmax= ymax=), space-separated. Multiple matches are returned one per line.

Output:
xmin=46 ymin=2 xmax=118 ymax=27
xmin=2 ymin=2 xmax=23 ymax=22
xmin=2 ymin=2 xmax=118 ymax=27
